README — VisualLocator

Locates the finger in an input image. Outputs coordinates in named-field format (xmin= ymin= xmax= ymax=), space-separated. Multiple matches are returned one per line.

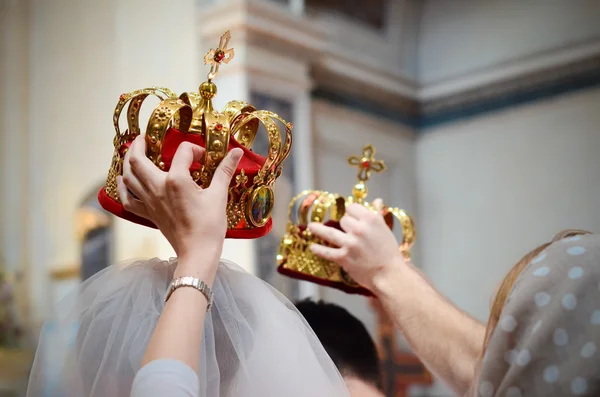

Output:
xmin=339 ymin=215 xmax=360 ymax=233
xmin=165 ymin=142 xmax=205 ymax=192
xmin=123 ymin=147 xmax=151 ymax=202
xmin=211 ymin=148 xmax=243 ymax=191
xmin=373 ymin=198 xmax=384 ymax=213
xmin=117 ymin=176 xmax=150 ymax=219
xmin=170 ymin=142 xmax=205 ymax=180
xmin=309 ymin=243 xmax=344 ymax=262
xmin=128 ymin=135 xmax=163 ymax=189
xmin=345 ymin=203 xmax=372 ymax=219
xmin=308 ymin=222 xmax=349 ymax=247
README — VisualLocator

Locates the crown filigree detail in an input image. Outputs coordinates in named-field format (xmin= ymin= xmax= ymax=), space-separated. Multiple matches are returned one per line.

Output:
xmin=277 ymin=145 xmax=415 ymax=295
xmin=99 ymin=31 xmax=292 ymax=239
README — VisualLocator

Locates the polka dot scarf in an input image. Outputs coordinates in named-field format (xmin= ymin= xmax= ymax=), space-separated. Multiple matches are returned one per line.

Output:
xmin=474 ymin=233 xmax=600 ymax=396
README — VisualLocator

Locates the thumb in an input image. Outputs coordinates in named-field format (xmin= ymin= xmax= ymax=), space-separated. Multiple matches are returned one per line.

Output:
xmin=211 ymin=148 xmax=243 ymax=191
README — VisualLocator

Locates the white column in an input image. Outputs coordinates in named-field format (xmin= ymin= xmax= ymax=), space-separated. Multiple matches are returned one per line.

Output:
xmin=112 ymin=0 xmax=199 ymax=262
xmin=245 ymin=51 xmax=319 ymax=297
xmin=197 ymin=0 xmax=327 ymax=285
xmin=213 ymin=69 xmax=257 ymax=275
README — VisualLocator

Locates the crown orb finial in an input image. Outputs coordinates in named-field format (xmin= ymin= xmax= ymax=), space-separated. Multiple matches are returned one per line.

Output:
xmin=199 ymin=81 xmax=217 ymax=99
xmin=352 ymin=182 xmax=368 ymax=202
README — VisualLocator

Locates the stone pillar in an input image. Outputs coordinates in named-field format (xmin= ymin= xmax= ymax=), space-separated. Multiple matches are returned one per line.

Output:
xmin=194 ymin=27 xmax=256 ymax=274
xmin=199 ymin=0 xmax=323 ymax=297
xmin=112 ymin=0 xmax=199 ymax=262
xmin=211 ymin=67 xmax=257 ymax=274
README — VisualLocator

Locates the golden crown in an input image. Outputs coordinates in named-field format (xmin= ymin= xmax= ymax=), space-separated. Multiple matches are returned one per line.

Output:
xmin=98 ymin=31 xmax=292 ymax=239
xmin=277 ymin=145 xmax=416 ymax=295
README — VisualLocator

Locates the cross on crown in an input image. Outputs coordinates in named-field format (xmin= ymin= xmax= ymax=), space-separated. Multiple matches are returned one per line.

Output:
xmin=347 ymin=144 xmax=386 ymax=182
xmin=347 ymin=145 xmax=386 ymax=202
xmin=203 ymin=30 xmax=235 ymax=81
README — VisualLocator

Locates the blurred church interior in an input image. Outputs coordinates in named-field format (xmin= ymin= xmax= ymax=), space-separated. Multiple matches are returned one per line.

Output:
xmin=2 ymin=0 xmax=600 ymax=395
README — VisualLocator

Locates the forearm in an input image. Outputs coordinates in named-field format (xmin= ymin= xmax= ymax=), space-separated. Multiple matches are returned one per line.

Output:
xmin=141 ymin=252 xmax=219 ymax=372
xmin=372 ymin=260 xmax=485 ymax=395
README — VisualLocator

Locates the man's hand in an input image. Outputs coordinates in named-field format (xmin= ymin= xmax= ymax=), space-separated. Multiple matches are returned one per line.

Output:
xmin=308 ymin=199 xmax=405 ymax=291
xmin=308 ymin=199 xmax=485 ymax=395
xmin=117 ymin=135 xmax=242 ymax=279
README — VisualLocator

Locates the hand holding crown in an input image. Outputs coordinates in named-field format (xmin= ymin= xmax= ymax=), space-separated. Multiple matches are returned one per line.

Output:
xmin=307 ymin=199 xmax=408 ymax=294
xmin=277 ymin=144 xmax=415 ymax=295
xmin=117 ymin=136 xmax=242 ymax=277
xmin=99 ymin=31 xmax=293 ymax=239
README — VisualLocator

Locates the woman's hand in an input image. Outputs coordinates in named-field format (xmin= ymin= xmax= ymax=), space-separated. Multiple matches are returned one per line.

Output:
xmin=117 ymin=135 xmax=242 ymax=279
xmin=307 ymin=199 xmax=405 ymax=292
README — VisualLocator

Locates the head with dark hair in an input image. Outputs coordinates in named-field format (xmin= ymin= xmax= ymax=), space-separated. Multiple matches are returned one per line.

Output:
xmin=296 ymin=299 xmax=383 ymax=396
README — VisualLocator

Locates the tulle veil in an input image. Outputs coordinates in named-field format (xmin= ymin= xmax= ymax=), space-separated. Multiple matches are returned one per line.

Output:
xmin=26 ymin=258 xmax=350 ymax=397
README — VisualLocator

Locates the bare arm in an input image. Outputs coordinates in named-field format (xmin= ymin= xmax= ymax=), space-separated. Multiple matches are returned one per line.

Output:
xmin=140 ymin=252 xmax=219 ymax=371
xmin=308 ymin=202 xmax=485 ymax=395
xmin=118 ymin=136 xmax=243 ymax=374
xmin=372 ymin=259 xmax=485 ymax=395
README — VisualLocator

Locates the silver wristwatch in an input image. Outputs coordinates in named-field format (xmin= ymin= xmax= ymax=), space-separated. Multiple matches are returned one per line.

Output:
xmin=165 ymin=276 xmax=214 ymax=311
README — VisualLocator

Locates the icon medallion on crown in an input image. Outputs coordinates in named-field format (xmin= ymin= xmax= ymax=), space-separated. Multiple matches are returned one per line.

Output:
xmin=98 ymin=31 xmax=293 ymax=239
xmin=277 ymin=145 xmax=416 ymax=295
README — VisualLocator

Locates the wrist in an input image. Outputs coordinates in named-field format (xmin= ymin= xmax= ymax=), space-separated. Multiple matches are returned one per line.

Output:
xmin=174 ymin=246 xmax=222 ymax=286
xmin=371 ymin=255 xmax=426 ymax=325
xmin=175 ymin=230 xmax=225 ymax=260
xmin=371 ymin=253 xmax=411 ymax=297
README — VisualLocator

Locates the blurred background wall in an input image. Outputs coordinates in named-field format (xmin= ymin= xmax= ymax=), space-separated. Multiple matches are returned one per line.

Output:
xmin=2 ymin=0 xmax=600 ymax=395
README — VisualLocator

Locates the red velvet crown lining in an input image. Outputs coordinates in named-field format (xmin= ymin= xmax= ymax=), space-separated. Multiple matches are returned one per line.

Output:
xmin=98 ymin=127 xmax=272 ymax=239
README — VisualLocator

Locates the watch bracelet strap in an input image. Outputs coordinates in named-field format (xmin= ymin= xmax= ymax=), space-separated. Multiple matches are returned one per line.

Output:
xmin=165 ymin=276 xmax=214 ymax=311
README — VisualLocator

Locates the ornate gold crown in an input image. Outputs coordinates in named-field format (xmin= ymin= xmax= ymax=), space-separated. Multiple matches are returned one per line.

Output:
xmin=277 ymin=145 xmax=416 ymax=295
xmin=98 ymin=31 xmax=292 ymax=239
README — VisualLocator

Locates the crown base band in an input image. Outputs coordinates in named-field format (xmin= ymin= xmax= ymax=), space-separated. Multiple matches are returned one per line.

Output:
xmin=98 ymin=189 xmax=273 ymax=239
xmin=277 ymin=262 xmax=373 ymax=296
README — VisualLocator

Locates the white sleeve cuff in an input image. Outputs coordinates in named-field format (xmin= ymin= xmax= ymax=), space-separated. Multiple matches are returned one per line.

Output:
xmin=131 ymin=359 xmax=199 ymax=397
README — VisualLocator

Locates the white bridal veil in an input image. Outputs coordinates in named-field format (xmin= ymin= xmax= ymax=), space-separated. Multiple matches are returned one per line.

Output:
xmin=26 ymin=258 xmax=350 ymax=397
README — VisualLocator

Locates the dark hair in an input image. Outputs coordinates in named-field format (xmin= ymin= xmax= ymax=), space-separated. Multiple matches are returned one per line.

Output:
xmin=296 ymin=299 xmax=382 ymax=388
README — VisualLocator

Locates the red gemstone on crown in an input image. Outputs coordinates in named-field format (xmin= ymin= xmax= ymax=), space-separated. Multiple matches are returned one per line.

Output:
xmin=362 ymin=161 xmax=370 ymax=168
xmin=215 ymin=123 xmax=223 ymax=131
xmin=214 ymin=51 xmax=225 ymax=62
xmin=119 ymin=94 xmax=126 ymax=101
xmin=119 ymin=144 xmax=129 ymax=156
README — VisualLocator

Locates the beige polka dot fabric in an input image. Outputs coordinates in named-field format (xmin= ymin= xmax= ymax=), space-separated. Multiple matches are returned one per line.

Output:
xmin=474 ymin=234 xmax=600 ymax=396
